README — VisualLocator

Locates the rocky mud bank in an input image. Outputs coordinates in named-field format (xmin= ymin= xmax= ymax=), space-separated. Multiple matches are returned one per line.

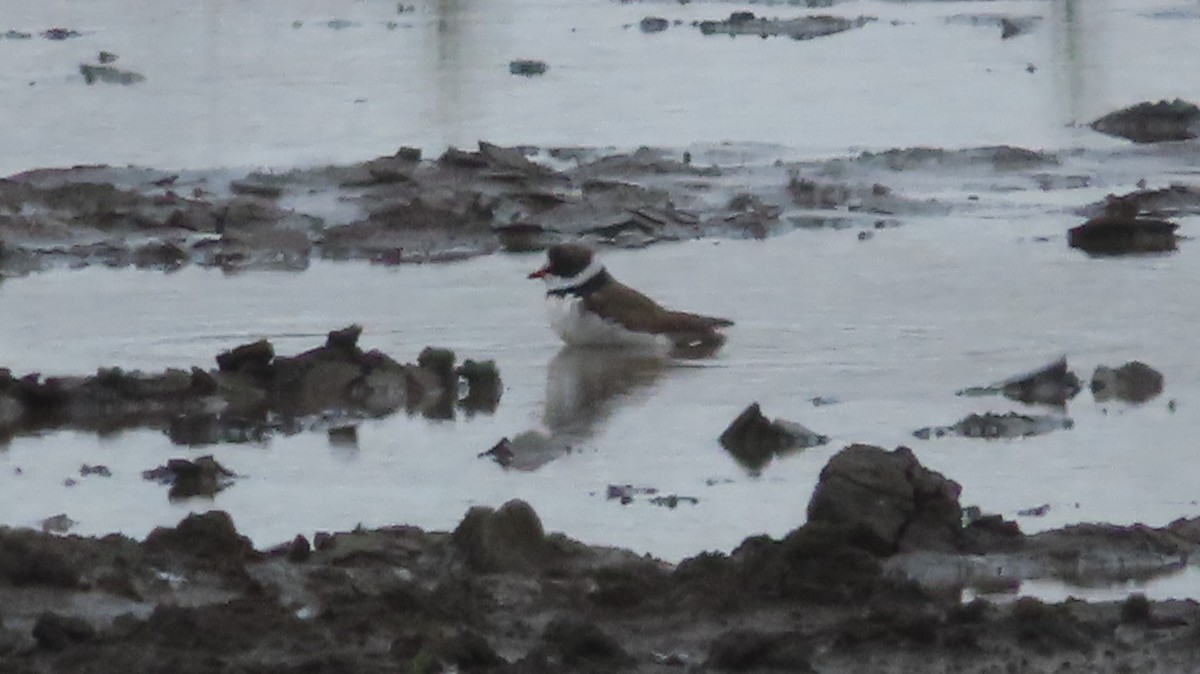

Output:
xmin=3 ymin=444 xmax=1200 ymax=673
xmin=0 ymin=325 xmax=501 ymax=445
xmin=2 ymin=129 xmax=1197 ymax=278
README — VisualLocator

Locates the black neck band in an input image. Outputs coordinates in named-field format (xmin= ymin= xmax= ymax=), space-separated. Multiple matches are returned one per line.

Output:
xmin=547 ymin=269 xmax=610 ymax=298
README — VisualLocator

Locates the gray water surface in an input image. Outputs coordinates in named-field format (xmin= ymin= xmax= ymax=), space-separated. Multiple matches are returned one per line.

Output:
xmin=2 ymin=223 xmax=1198 ymax=564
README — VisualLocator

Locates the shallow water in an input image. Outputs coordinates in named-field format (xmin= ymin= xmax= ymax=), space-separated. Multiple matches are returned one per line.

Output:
xmin=2 ymin=215 xmax=1199 ymax=567
xmin=3 ymin=0 xmax=1200 ymax=601
xmin=4 ymin=0 xmax=1200 ymax=174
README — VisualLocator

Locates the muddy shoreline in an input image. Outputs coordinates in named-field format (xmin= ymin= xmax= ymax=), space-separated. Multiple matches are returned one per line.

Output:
xmin=3 ymin=445 xmax=1200 ymax=673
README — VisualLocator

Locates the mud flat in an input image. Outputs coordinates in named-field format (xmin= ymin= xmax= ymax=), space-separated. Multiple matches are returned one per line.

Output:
xmin=7 ymin=140 xmax=1181 ymax=279
xmin=3 ymin=445 xmax=1200 ymax=673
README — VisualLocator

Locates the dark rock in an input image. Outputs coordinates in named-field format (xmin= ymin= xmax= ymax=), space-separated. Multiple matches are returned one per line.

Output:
xmin=539 ymin=616 xmax=631 ymax=666
xmin=313 ymin=531 xmax=335 ymax=551
xmin=144 ymin=510 xmax=255 ymax=562
xmin=640 ymin=16 xmax=670 ymax=33
xmin=719 ymin=403 xmax=828 ymax=472
xmin=451 ymin=499 xmax=549 ymax=572
xmin=79 ymin=463 xmax=112 ymax=477
xmin=1090 ymin=99 xmax=1200 ymax=143
xmin=456 ymin=359 xmax=502 ymax=413
xmin=509 ymin=59 xmax=548 ymax=76
xmin=706 ymin=629 xmax=815 ymax=672
xmin=1121 ymin=593 xmax=1152 ymax=624
xmin=956 ymin=356 xmax=1081 ymax=406
xmin=0 ymin=529 xmax=80 ymax=587
xmin=417 ymin=347 xmax=456 ymax=384
xmin=216 ymin=339 xmax=275 ymax=374
xmin=327 ymin=425 xmax=358 ymax=448
xmin=325 ymin=324 xmax=362 ymax=352
xmin=807 ymin=445 xmax=962 ymax=552
xmin=141 ymin=455 xmax=237 ymax=500
xmin=98 ymin=50 xmax=118 ymax=64
xmin=287 ymin=535 xmax=312 ymax=563
xmin=1069 ymin=201 xmax=1179 ymax=255
xmin=32 ymin=612 xmax=94 ymax=651
xmin=1091 ymin=361 xmax=1164 ymax=403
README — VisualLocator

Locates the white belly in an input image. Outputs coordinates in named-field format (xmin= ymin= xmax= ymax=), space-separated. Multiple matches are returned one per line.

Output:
xmin=546 ymin=296 xmax=666 ymax=348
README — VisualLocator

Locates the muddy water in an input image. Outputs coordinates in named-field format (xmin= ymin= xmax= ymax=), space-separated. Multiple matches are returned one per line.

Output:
xmin=2 ymin=215 xmax=1199 ymax=566
xmin=5 ymin=0 xmax=1200 ymax=174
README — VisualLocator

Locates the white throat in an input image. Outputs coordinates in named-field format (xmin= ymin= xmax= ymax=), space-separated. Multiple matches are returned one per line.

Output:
xmin=546 ymin=258 xmax=605 ymax=293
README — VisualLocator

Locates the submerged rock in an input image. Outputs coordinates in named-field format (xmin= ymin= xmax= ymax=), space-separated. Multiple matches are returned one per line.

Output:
xmin=639 ymin=16 xmax=669 ymax=33
xmin=1091 ymin=361 xmax=1164 ymax=403
xmin=914 ymin=412 xmax=1073 ymax=440
xmin=1090 ymin=99 xmax=1200 ymax=143
xmin=807 ymin=444 xmax=963 ymax=552
xmin=956 ymin=357 xmax=1081 ymax=406
xmin=698 ymin=12 xmax=872 ymax=40
xmin=142 ymin=456 xmax=237 ymax=500
xmin=1068 ymin=198 xmax=1179 ymax=255
xmin=79 ymin=64 xmax=145 ymax=85
xmin=719 ymin=402 xmax=828 ymax=472
xmin=509 ymin=59 xmax=548 ymax=76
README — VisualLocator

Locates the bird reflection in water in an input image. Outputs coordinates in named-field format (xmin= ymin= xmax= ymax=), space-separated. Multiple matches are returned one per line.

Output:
xmin=483 ymin=343 xmax=717 ymax=471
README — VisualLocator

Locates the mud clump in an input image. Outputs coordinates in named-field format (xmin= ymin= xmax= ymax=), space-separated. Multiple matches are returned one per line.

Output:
xmin=141 ymin=455 xmax=237 ymax=500
xmin=1091 ymin=361 xmax=1164 ymax=403
xmin=698 ymin=12 xmax=873 ymax=40
xmin=719 ymin=402 xmax=829 ymax=472
xmin=451 ymin=499 xmax=551 ymax=573
xmin=1090 ymin=99 xmax=1200 ymax=143
xmin=1069 ymin=197 xmax=1179 ymax=255
xmin=807 ymin=444 xmax=963 ymax=553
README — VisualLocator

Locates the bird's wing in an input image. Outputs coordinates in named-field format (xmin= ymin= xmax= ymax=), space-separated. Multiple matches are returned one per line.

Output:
xmin=583 ymin=279 xmax=734 ymax=335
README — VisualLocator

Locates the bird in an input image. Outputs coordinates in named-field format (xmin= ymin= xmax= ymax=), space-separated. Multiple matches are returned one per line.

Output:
xmin=527 ymin=244 xmax=733 ymax=351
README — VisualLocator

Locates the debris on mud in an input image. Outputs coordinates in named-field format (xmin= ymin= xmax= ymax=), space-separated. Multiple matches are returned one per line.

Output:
xmin=508 ymin=59 xmax=548 ymax=76
xmin=1091 ymin=361 xmax=1164 ymax=403
xmin=698 ymin=11 xmax=873 ymax=40
xmin=719 ymin=402 xmax=829 ymax=472
xmin=956 ymin=356 xmax=1082 ymax=406
xmin=1068 ymin=199 xmax=1179 ymax=255
xmin=914 ymin=412 xmax=1073 ymax=440
xmin=6 ymin=447 xmax=1200 ymax=672
xmin=1089 ymin=99 xmax=1200 ymax=143
xmin=142 ymin=456 xmax=238 ymax=500
xmin=79 ymin=63 xmax=145 ymax=85
xmin=0 ymin=325 xmax=500 ymax=444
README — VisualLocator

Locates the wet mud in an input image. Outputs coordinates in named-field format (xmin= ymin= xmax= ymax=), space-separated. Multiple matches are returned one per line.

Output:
xmin=4 ymin=445 xmax=1200 ymax=673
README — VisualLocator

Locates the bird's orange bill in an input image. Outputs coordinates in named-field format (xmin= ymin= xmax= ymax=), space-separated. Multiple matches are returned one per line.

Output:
xmin=528 ymin=265 xmax=550 ymax=279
